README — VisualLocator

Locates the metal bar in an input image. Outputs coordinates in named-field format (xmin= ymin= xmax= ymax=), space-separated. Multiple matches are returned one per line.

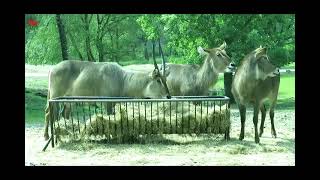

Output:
xmin=54 ymin=117 xmax=57 ymax=144
xmin=50 ymin=96 xmax=230 ymax=103
xmin=56 ymin=103 xmax=61 ymax=135
xmin=194 ymin=101 xmax=197 ymax=133
xmin=144 ymin=102 xmax=147 ymax=135
xmin=157 ymin=102 xmax=159 ymax=132
xmin=51 ymin=95 xmax=230 ymax=100
xmin=94 ymin=104 xmax=99 ymax=135
xmin=120 ymin=103 xmax=122 ymax=135
xmin=61 ymin=104 xmax=66 ymax=131
xmin=108 ymin=105 xmax=111 ymax=141
xmin=188 ymin=101 xmax=190 ymax=134
xmin=138 ymin=102 xmax=140 ymax=134
xmin=82 ymin=102 xmax=86 ymax=134
xmin=182 ymin=102 xmax=184 ymax=134
xmin=175 ymin=101 xmax=178 ymax=134
xmin=126 ymin=102 xmax=128 ymax=133
xmin=214 ymin=101 xmax=216 ymax=132
xmin=163 ymin=101 xmax=165 ymax=134
xmin=100 ymin=102 xmax=104 ymax=137
xmin=200 ymin=101 xmax=202 ymax=133
xmin=151 ymin=102 xmax=153 ymax=134
xmin=113 ymin=103 xmax=116 ymax=137
xmin=169 ymin=101 xmax=172 ymax=134
xmin=50 ymin=102 xmax=55 ymax=148
xmin=42 ymin=136 xmax=52 ymax=152
xmin=70 ymin=103 xmax=75 ymax=138
xmin=220 ymin=100 xmax=222 ymax=133
xmin=88 ymin=104 xmax=92 ymax=132
xmin=132 ymin=102 xmax=135 ymax=133
xmin=206 ymin=101 xmax=208 ymax=133
xmin=76 ymin=103 xmax=81 ymax=134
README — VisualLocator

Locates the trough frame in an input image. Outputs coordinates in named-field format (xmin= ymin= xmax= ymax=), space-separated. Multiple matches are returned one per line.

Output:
xmin=43 ymin=96 xmax=230 ymax=151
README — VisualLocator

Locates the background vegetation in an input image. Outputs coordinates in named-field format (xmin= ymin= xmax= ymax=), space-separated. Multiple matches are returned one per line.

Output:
xmin=25 ymin=14 xmax=295 ymax=67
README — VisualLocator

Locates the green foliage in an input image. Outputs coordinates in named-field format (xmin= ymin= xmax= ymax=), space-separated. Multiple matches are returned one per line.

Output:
xmin=25 ymin=15 xmax=62 ymax=64
xmin=26 ymin=14 xmax=295 ymax=67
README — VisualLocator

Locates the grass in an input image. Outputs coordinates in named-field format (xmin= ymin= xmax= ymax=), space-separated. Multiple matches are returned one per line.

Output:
xmin=282 ymin=62 xmax=295 ymax=69
xmin=25 ymin=77 xmax=48 ymax=124
xmin=25 ymin=78 xmax=48 ymax=90
xmin=119 ymin=57 xmax=165 ymax=66
xmin=25 ymin=91 xmax=46 ymax=124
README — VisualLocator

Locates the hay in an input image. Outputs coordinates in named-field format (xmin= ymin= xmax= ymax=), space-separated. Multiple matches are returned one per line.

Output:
xmin=53 ymin=119 xmax=81 ymax=142
xmin=78 ymin=102 xmax=230 ymax=140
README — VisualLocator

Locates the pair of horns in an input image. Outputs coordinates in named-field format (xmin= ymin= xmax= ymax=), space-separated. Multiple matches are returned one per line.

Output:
xmin=254 ymin=45 xmax=267 ymax=58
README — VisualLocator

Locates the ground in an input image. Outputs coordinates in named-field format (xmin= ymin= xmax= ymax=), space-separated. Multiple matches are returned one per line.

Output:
xmin=25 ymin=64 xmax=295 ymax=166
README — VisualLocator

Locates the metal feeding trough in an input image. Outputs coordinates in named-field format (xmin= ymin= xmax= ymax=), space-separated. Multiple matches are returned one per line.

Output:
xmin=43 ymin=96 xmax=230 ymax=151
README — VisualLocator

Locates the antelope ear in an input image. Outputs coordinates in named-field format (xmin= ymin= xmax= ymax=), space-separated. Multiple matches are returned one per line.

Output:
xmin=254 ymin=47 xmax=267 ymax=58
xmin=219 ymin=41 xmax=227 ymax=50
xmin=197 ymin=46 xmax=209 ymax=55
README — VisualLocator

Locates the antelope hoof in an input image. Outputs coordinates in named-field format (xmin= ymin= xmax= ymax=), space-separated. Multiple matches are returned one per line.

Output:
xmin=272 ymin=131 xmax=277 ymax=138
xmin=239 ymin=134 xmax=244 ymax=141
xmin=259 ymin=130 xmax=263 ymax=137
xmin=255 ymin=136 xmax=260 ymax=144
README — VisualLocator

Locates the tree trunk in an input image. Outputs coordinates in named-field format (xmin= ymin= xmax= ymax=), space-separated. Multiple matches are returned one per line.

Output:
xmin=96 ymin=37 xmax=104 ymax=62
xmin=144 ymin=41 xmax=149 ymax=60
xmin=152 ymin=40 xmax=156 ymax=63
xmin=115 ymin=27 xmax=119 ymax=62
xmin=158 ymin=39 xmax=161 ymax=57
xmin=56 ymin=14 xmax=68 ymax=60
xmin=68 ymin=31 xmax=84 ymax=60
xmin=81 ymin=14 xmax=95 ymax=61
xmin=109 ymin=32 xmax=114 ymax=62
xmin=132 ymin=43 xmax=136 ymax=59
xmin=85 ymin=37 xmax=94 ymax=61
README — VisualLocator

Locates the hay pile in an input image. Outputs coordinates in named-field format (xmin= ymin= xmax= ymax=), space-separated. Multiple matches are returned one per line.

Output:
xmin=53 ymin=119 xmax=81 ymax=142
xmin=78 ymin=102 xmax=230 ymax=140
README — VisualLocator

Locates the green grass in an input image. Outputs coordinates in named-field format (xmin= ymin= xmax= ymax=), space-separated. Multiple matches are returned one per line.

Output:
xmin=25 ymin=91 xmax=46 ymax=124
xmin=282 ymin=62 xmax=295 ymax=69
xmin=25 ymin=78 xmax=48 ymax=90
xmin=119 ymin=57 xmax=165 ymax=66
xmin=25 ymin=77 xmax=48 ymax=124
xmin=278 ymin=73 xmax=295 ymax=99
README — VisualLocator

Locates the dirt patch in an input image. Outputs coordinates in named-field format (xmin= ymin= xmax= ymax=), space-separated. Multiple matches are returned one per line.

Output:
xmin=25 ymin=109 xmax=295 ymax=166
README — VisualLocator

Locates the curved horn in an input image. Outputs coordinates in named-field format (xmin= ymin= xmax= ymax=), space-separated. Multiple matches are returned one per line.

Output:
xmin=156 ymin=39 xmax=171 ymax=99
xmin=219 ymin=41 xmax=227 ymax=50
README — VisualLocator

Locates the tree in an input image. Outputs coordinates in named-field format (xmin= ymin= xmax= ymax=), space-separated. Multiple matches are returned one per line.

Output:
xmin=26 ymin=14 xmax=295 ymax=67
xmin=56 ymin=14 xmax=69 ymax=60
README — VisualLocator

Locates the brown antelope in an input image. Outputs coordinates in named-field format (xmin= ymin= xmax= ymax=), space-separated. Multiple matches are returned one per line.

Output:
xmin=160 ymin=42 xmax=234 ymax=96
xmin=231 ymin=46 xmax=280 ymax=143
xmin=44 ymin=59 xmax=170 ymax=140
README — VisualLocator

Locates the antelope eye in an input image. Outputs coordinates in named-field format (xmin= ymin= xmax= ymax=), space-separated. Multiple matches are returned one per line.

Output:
xmin=157 ymin=79 xmax=161 ymax=83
